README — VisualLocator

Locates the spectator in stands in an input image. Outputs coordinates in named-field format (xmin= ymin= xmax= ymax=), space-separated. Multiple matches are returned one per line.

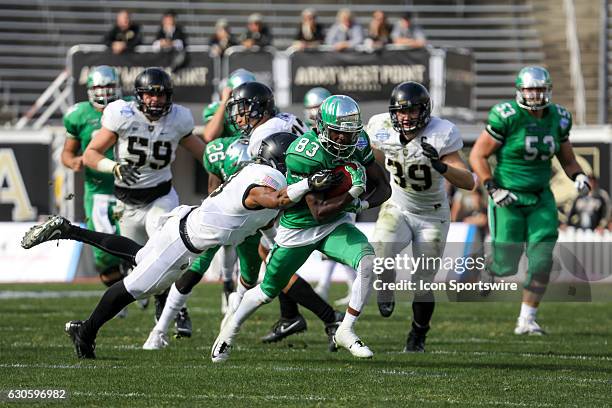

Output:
xmin=153 ymin=10 xmax=187 ymax=53
xmin=153 ymin=10 xmax=188 ymax=71
xmin=240 ymin=13 xmax=273 ymax=49
xmin=104 ymin=9 xmax=143 ymax=54
xmin=325 ymin=8 xmax=364 ymax=51
xmin=365 ymin=10 xmax=392 ymax=50
xmin=391 ymin=12 xmax=427 ymax=48
xmin=293 ymin=8 xmax=325 ymax=50
xmin=209 ymin=19 xmax=238 ymax=57
xmin=566 ymin=175 xmax=611 ymax=232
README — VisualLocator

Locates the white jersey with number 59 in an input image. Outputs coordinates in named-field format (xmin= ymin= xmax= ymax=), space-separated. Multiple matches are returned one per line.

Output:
xmin=101 ymin=99 xmax=195 ymax=188
xmin=366 ymin=113 xmax=463 ymax=214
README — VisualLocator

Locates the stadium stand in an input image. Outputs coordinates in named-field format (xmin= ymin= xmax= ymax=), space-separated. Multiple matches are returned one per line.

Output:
xmin=0 ymin=0 xmax=602 ymax=125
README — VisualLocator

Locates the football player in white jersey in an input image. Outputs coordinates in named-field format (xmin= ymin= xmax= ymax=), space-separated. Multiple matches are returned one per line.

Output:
xmin=367 ymin=82 xmax=475 ymax=352
xmin=21 ymin=133 xmax=337 ymax=359
xmin=83 ymin=67 xmax=205 ymax=336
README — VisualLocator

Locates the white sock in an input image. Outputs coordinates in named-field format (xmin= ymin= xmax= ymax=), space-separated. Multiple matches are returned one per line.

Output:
xmin=347 ymin=255 xmax=375 ymax=313
xmin=222 ymin=285 xmax=272 ymax=342
xmin=340 ymin=311 xmax=358 ymax=330
xmin=153 ymin=284 xmax=190 ymax=334
xmin=519 ymin=303 xmax=538 ymax=320
xmin=220 ymin=246 xmax=237 ymax=282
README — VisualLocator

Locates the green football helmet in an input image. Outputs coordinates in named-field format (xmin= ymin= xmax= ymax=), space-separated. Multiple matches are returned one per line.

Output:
xmin=316 ymin=95 xmax=363 ymax=159
xmin=515 ymin=66 xmax=552 ymax=110
xmin=227 ymin=69 xmax=257 ymax=89
xmin=87 ymin=65 xmax=121 ymax=109
xmin=223 ymin=138 xmax=251 ymax=177
xmin=303 ymin=87 xmax=331 ymax=127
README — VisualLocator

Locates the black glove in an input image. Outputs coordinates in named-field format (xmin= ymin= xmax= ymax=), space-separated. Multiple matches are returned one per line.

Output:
xmin=307 ymin=169 xmax=343 ymax=191
xmin=113 ymin=162 xmax=141 ymax=186
xmin=420 ymin=142 xmax=448 ymax=174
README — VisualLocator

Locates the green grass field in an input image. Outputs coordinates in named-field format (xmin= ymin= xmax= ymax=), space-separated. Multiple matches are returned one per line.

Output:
xmin=0 ymin=282 xmax=611 ymax=407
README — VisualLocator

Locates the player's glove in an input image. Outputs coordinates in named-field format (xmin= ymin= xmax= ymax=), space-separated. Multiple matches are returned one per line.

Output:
xmin=572 ymin=172 xmax=591 ymax=196
xmin=484 ymin=179 xmax=517 ymax=207
xmin=113 ymin=162 xmax=141 ymax=186
xmin=307 ymin=169 xmax=342 ymax=191
xmin=420 ymin=142 xmax=448 ymax=174
xmin=346 ymin=162 xmax=367 ymax=198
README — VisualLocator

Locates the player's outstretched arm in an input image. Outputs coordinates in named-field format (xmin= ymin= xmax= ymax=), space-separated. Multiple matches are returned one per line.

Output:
xmin=83 ymin=126 xmax=117 ymax=169
xmin=180 ymin=133 xmax=205 ymax=164
xmin=468 ymin=130 xmax=500 ymax=185
xmin=202 ymin=88 xmax=232 ymax=142
xmin=439 ymin=151 xmax=476 ymax=190
xmin=245 ymin=186 xmax=298 ymax=210
xmin=363 ymin=160 xmax=391 ymax=208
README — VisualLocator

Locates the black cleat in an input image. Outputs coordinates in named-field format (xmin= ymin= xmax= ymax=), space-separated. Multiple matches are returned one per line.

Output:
xmin=378 ymin=301 xmax=395 ymax=318
xmin=21 ymin=215 xmax=72 ymax=249
xmin=174 ymin=307 xmax=192 ymax=338
xmin=64 ymin=320 xmax=96 ymax=359
xmin=261 ymin=315 xmax=307 ymax=343
xmin=324 ymin=311 xmax=345 ymax=352
xmin=404 ymin=327 xmax=428 ymax=353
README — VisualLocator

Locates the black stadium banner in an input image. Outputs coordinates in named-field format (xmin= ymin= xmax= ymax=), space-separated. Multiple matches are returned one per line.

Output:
xmin=444 ymin=49 xmax=475 ymax=110
xmin=70 ymin=49 xmax=215 ymax=104
xmin=0 ymin=141 xmax=51 ymax=221
xmin=290 ymin=48 xmax=430 ymax=103
xmin=224 ymin=47 xmax=275 ymax=89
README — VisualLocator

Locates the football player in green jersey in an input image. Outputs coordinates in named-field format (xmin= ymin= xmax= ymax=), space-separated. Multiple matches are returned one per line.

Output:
xmin=470 ymin=66 xmax=590 ymax=335
xmin=201 ymin=69 xmax=256 ymax=142
xmin=212 ymin=95 xmax=392 ymax=361
xmin=61 ymin=65 xmax=125 ymax=289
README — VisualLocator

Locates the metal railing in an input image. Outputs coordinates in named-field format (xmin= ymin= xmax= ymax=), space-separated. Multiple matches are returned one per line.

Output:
xmin=14 ymin=70 xmax=70 ymax=130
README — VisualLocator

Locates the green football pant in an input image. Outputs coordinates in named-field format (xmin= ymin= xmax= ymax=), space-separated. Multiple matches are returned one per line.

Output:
xmin=260 ymin=222 xmax=375 ymax=298
xmin=488 ymin=188 xmax=558 ymax=287
xmin=84 ymin=190 xmax=122 ymax=274
xmin=188 ymin=231 xmax=262 ymax=286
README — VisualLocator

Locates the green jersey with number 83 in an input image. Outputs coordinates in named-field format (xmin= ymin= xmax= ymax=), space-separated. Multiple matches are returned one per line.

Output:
xmin=486 ymin=99 xmax=572 ymax=192
xmin=280 ymin=129 xmax=374 ymax=230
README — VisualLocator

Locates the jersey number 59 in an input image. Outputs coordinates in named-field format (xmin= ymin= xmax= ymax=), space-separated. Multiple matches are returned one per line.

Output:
xmin=127 ymin=136 xmax=173 ymax=169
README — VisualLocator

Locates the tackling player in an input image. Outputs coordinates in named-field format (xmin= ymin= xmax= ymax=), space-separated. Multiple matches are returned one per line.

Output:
xmin=211 ymin=95 xmax=392 ymax=361
xmin=82 ymin=67 xmax=205 ymax=337
xmin=367 ymin=81 xmax=475 ymax=352
xmin=469 ymin=66 xmax=590 ymax=335
xmin=61 ymin=65 xmax=125 ymax=291
xmin=21 ymin=133 xmax=337 ymax=359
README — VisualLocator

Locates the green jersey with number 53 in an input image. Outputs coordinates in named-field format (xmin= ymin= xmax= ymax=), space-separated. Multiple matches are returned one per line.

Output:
xmin=367 ymin=113 xmax=463 ymax=214
xmin=280 ymin=129 xmax=374 ymax=229
xmin=486 ymin=99 xmax=572 ymax=192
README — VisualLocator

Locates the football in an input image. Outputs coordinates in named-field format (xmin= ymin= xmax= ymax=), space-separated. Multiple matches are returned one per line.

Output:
xmin=324 ymin=163 xmax=357 ymax=198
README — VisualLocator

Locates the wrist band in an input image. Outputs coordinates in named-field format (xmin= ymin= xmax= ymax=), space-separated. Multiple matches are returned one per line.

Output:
xmin=286 ymin=179 xmax=310 ymax=202
xmin=348 ymin=185 xmax=364 ymax=199
xmin=97 ymin=158 xmax=118 ymax=174
xmin=570 ymin=172 xmax=585 ymax=181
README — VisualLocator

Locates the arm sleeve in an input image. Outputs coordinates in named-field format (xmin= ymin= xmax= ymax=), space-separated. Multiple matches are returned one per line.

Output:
xmin=63 ymin=105 xmax=80 ymax=139
xmin=177 ymin=107 xmax=195 ymax=137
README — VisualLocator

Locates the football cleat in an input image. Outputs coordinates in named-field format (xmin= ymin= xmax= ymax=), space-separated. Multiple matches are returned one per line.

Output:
xmin=210 ymin=336 xmax=232 ymax=363
xmin=404 ymin=330 xmax=427 ymax=353
xmin=514 ymin=317 xmax=546 ymax=335
xmin=333 ymin=326 xmax=373 ymax=358
xmin=324 ymin=311 xmax=345 ymax=352
xmin=64 ymin=320 xmax=96 ymax=359
xmin=21 ymin=215 xmax=72 ymax=249
xmin=174 ymin=307 xmax=192 ymax=338
xmin=377 ymin=301 xmax=395 ymax=318
xmin=261 ymin=315 xmax=307 ymax=343
xmin=143 ymin=330 xmax=169 ymax=350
